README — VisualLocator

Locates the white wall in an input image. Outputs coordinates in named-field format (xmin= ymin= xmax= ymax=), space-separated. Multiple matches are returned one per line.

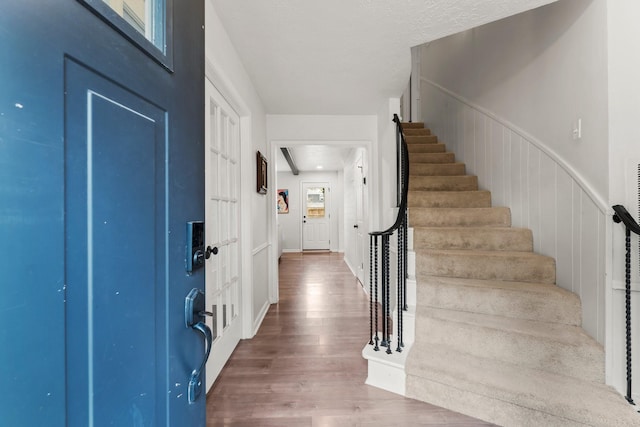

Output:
xmin=419 ymin=0 xmax=609 ymax=345
xmin=607 ymin=0 xmax=640 ymax=401
xmin=205 ymin=0 xmax=270 ymax=336
xmin=343 ymin=147 xmax=368 ymax=275
xmin=376 ymin=98 xmax=402 ymax=229
xmin=276 ymin=171 xmax=343 ymax=252
xmin=421 ymin=0 xmax=608 ymax=201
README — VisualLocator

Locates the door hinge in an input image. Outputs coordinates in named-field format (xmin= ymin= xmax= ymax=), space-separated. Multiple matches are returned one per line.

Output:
xmin=363 ymin=177 xmax=366 ymax=185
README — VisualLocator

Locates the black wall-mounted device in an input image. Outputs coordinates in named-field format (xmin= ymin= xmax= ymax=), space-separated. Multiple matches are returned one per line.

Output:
xmin=186 ymin=221 xmax=205 ymax=273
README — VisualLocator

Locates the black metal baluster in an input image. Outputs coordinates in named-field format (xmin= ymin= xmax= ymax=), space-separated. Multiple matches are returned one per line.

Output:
xmin=397 ymin=226 xmax=403 ymax=352
xmin=383 ymin=234 xmax=392 ymax=354
xmin=625 ymin=227 xmax=635 ymax=405
xmin=369 ymin=235 xmax=374 ymax=346
xmin=380 ymin=234 xmax=387 ymax=348
xmin=403 ymin=212 xmax=408 ymax=311
xmin=373 ymin=236 xmax=380 ymax=351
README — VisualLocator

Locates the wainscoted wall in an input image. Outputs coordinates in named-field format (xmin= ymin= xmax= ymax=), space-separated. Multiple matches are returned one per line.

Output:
xmin=420 ymin=80 xmax=607 ymax=345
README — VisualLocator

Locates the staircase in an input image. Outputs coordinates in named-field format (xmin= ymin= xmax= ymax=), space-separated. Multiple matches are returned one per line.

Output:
xmin=401 ymin=122 xmax=640 ymax=426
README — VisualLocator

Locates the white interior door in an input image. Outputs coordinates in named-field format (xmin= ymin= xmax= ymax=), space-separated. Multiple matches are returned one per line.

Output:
xmin=355 ymin=155 xmax=365 ymax=284
xmin=204 ymin=79 xmax=242 ymax=391
xmin=302 ymin=182 xmax=331 ymax=250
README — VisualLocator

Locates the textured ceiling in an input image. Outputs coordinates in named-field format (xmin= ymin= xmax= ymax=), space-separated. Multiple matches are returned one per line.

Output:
xmin=210 ymin=0 xmax=557 ymax=115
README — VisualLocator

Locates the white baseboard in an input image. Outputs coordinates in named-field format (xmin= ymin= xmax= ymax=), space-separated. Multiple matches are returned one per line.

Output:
xmin=344 ymin=257 xmax=358 ymax=277
xmin=252 ymin=299 xmax=270 ymax=336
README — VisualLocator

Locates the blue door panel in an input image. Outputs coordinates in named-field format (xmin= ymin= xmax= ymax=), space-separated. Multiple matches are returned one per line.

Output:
xmin=0 ymin=5 xmax=66 ymax=425
xmin=1 ymin=1 xmax=205 ymax=426
xmin=64 ymin=59 xmax=168 ymax=426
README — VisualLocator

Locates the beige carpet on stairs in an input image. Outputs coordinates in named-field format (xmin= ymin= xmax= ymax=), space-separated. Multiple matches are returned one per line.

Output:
xmin=401 ymin=122 xmax=640 ymax=427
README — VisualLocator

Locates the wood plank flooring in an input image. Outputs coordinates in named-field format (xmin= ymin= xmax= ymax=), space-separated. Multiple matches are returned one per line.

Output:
xmin=206 ymin=252 xmax=495 ymax=426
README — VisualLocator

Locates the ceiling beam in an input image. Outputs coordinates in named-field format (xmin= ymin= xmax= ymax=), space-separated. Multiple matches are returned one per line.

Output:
xmin=280 ymin=147 xmax=299 ymax=175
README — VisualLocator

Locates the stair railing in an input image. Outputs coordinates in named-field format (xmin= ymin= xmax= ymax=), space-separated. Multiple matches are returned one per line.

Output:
xmin=369 ymin=114 xmax=409 ymax=354
xmin=612 ymin=204 xmax=640 ymax=405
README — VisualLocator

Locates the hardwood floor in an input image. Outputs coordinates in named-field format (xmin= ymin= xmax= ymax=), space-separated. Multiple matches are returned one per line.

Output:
xmin=206 ymin=252 xmax=495 ymax=426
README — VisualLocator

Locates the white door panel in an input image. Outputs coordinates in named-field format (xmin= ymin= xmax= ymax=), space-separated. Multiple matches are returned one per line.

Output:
xmin=204 ymin=79 xmax=242 ymax=391
xmin=302 ymin=183 xmax=331 ymax=250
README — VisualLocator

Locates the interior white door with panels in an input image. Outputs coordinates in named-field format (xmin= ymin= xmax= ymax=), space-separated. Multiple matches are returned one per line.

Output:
xmin=302 ymin=182 xmax=331 ymax=250
xmin=204 ymin=78 xmax=242 ymax=391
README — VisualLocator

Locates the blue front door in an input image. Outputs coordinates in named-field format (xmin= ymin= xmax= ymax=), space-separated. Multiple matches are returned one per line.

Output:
xmin=0 ymin=2 xmax=205 ymax=426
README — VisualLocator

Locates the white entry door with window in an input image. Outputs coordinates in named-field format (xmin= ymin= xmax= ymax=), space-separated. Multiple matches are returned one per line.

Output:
xmin=302 ymin=183 xmax=331 ymax=250
xmin=204 ymin=79 xmax=242 ymax=391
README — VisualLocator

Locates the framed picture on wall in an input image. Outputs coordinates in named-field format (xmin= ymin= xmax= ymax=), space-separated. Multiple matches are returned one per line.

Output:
xmin=277 ymin=189 xmax=289 ymax=213
xmin=257 ymin=151 xmax=267 ymax=194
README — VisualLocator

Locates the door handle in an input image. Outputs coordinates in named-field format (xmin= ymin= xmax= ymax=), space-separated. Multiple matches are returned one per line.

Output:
xmin=185 ymin=288 xmax=213 ymax=404
xmin=205 ymin=245 xmax=218 ymax=259
xmin=188 ymin=321 xmax=212 ymax=404
xmin=353 ymin=224 xmax=359 ymax=228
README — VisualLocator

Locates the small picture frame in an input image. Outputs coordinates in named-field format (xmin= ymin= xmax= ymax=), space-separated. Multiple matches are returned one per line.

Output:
xmin=256 ymin=151 xmax=268 ymax=194
xmin=277 ymin=189 xmax=289 ymax=214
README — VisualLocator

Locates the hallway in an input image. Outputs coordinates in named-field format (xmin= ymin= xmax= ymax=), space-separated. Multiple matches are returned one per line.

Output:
xmin=206 ymin=252 xmax=494 ymax=426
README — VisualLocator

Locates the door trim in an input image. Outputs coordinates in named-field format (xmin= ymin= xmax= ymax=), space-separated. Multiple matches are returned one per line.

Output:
xmin=270 ymin=140 xmax=374 ymax=300
xmin=205 ymin=60 xmax=257 ymax=340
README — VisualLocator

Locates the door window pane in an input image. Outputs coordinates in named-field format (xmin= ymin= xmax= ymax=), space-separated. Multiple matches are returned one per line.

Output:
xmin=306 ymin=187 xmax=325 ymax=218
xmin=80 ymin=0 xmax=171 ymax=68
xmin=100 ymin=0 xmax=163 ymax=47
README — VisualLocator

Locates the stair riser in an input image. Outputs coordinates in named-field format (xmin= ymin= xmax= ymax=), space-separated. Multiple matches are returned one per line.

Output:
xmin=416 ymin=281 xmax=581 ymax=325
xmin=416 ymin=252 xmax=556 ymax=284
xmin=406 ymin=135 xmax=438 ymax=144
xmin=407 ymin=144 xmax=445 ymax=153
xmin=406 ymin=377 xmax=586 ymax=427
xmin=408 ymin=191 xmax=491 ymax=208
xmin=409 ymin=208 xmax=511 ymax=228
xmin=411 ymin=163 xmax=465 ymax=176
xmin=401 ymin=122 xmax=425 ymax=129
xmin=409 ymin=153 xmax=455 ymax=163
xmin=413 ymin=228 xmax=532 ymax=251
xmin=415 ymin=314 xmax=604 ymax=382
xmin=409 ymin=176 xmax=478 ymax=191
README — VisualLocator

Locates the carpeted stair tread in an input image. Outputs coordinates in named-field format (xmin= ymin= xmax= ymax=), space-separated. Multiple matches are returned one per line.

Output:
xmin=417 ymin=249 xmax=556 ymax=284
xmin=405 ymin=345 xmax=638 ymax=427
xmin=414 ymin=307 xmax=603 ymax=381
xmin=408 ymin=191 xmax=491 ymax=208
xmin=409 ymin=152 xmax=456 ymax=163
xmin=409 ymin=175 xmax=478 ymax=191
xmin=398 ymin=121 xmax=629 ymax=425
xmin=413 ymin=226 xmax=532 ymax=251
xmin=410 ymin=162 xmax=465 ymax=176
xmin=407 ymin=143 xmax=446 ymax=153
xmin=416 ymin=275 xmax=581 ymax=325
xmin=409 ymin=207 xmax=511 ymax=227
